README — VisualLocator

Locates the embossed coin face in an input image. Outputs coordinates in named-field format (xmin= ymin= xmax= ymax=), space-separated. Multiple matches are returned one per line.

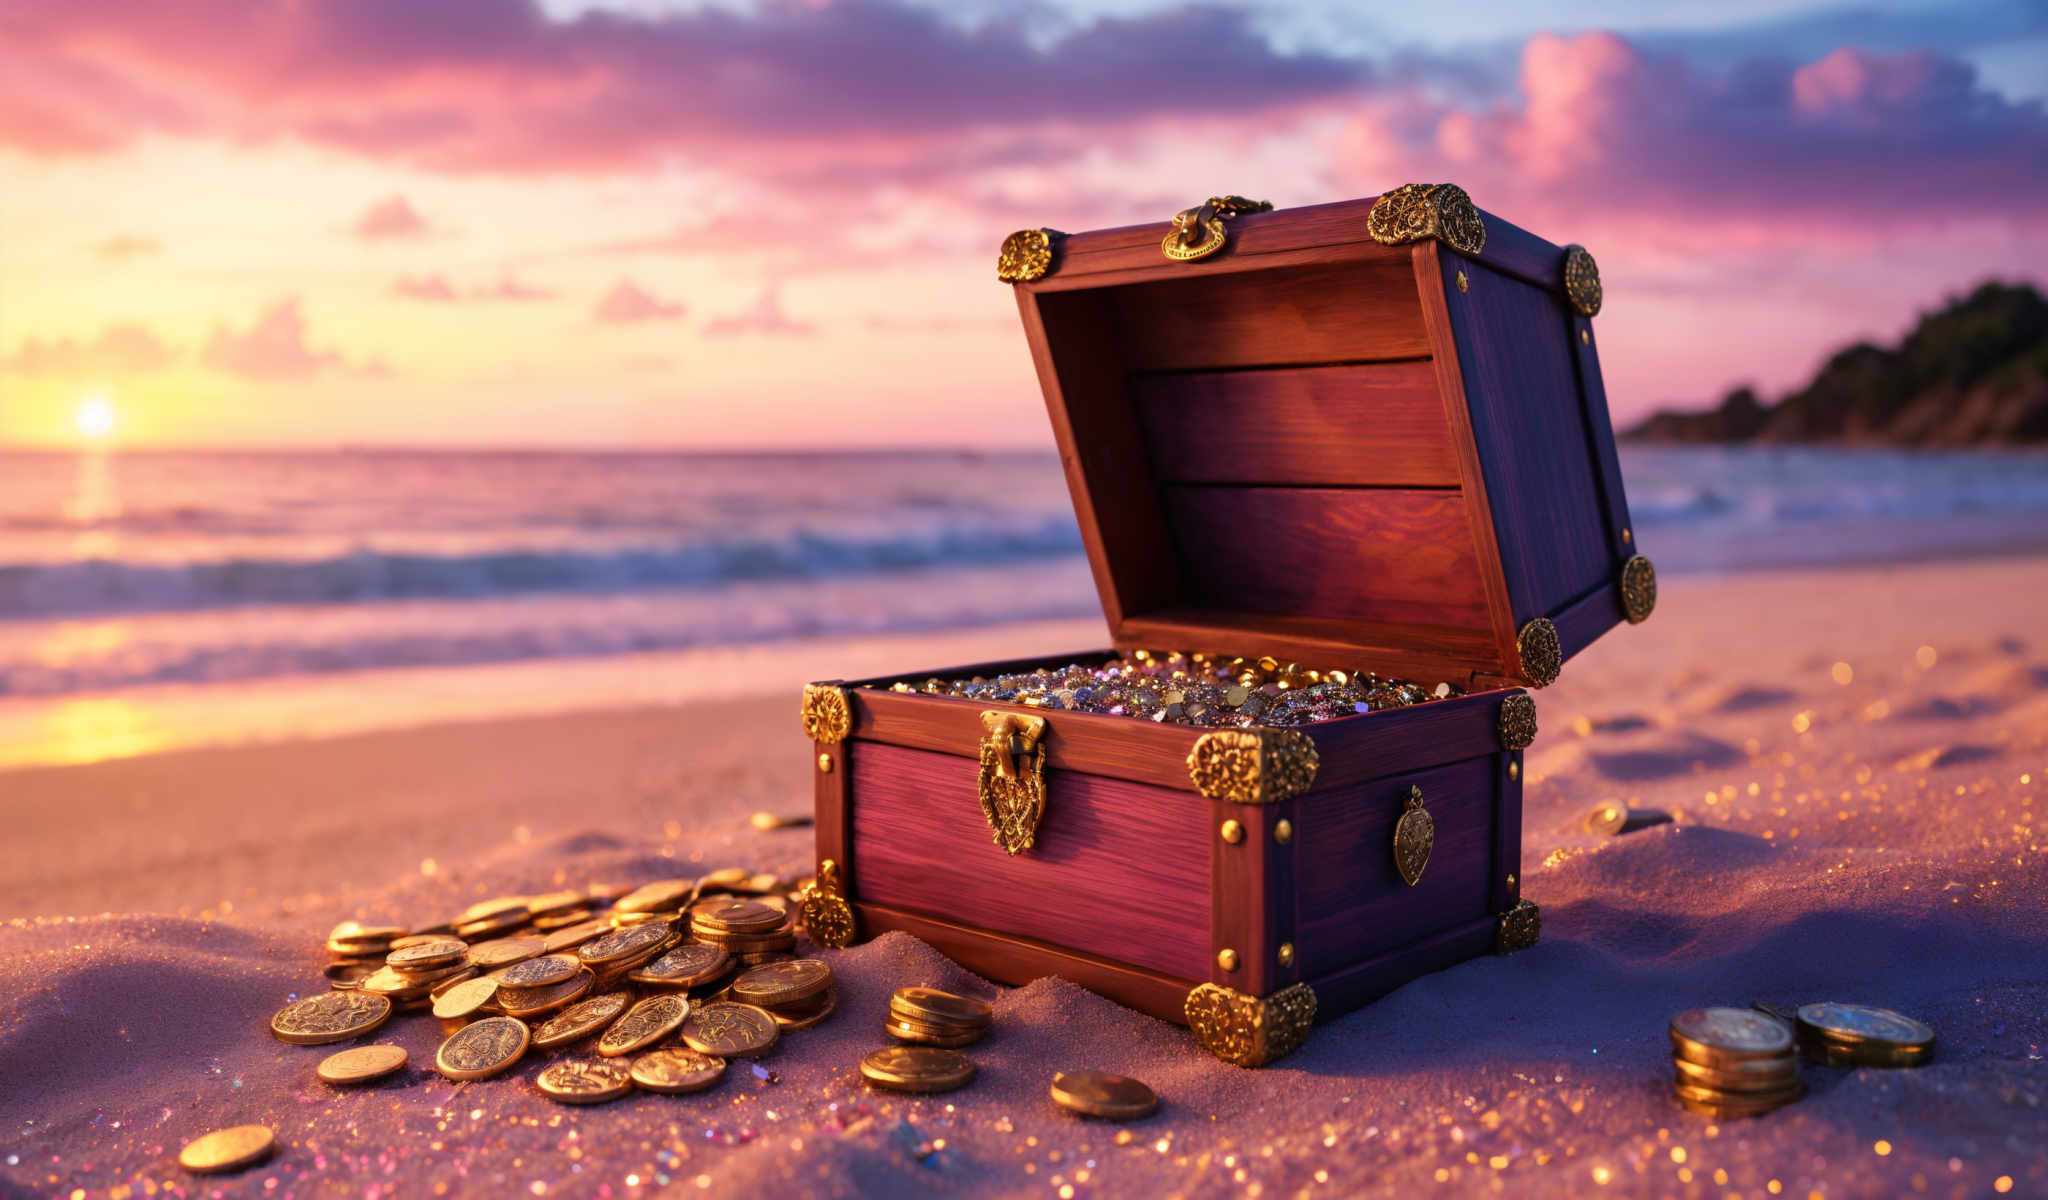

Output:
xmin=598 ymin=994 xmax=691 ymax=1057
xmin=690 ymin=898 xmax=782 ymax=934
xmin=577 ymin=922 xmax=671 ymax=967
xmin=386 ymin=938 xmax=469 ymax=971
xmin=1669 ymin=1008 xmax=1793 ymax=1064
xmin=432 ymin=975 xmax=504 ymax=1021
xmin=629 ymin=943 xmax=730 ymax=988
xmin=630 ymin=1047 xmax=728 ymax=1094
xmin=890 ymin=987 xmax=992 ymax=1030
xmin=465 ymin=936 xmax=546 ymax=970
xmin=499 ymin=954 xmax=581 ymax=990
xmin=1050 ymin=1070 xmax=1158 ymax=1121
xmin=316 ymin=1043 xmax=409 ymax=1086
xmin=496 ymin=968 xmax=594 ymax=1018
xmin=536 ymin=1058 xmax=635 ymax=1105
xmin=179 ymin=1125 xmax=275 ymax=1175
xmin=1796 ymin=1003 xmax=1935 ymax=1051
xmin=271 ymin=990 xmax=394 ymax=1045
xmin=730 ymin=959 xmax=832 ymax=1008
xmin=531 ymin=991 xmax=634 ymax=1050
xmin=859 ymin=1046 xmax=976 ymax=1094
xmin=436 ymin=1015 xmax=531 ymax=1081
xmin=542 ymin=918 xmax=613 ymax=955
xmin=680 ymin=1002 xmax=780 ymax=1058
xmin=616 ymin=878 xmax=697 ymax=914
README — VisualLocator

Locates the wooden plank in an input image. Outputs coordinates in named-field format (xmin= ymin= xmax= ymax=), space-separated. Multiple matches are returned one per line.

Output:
xmin=1212 ymin=798 xmax=1293 ymax=995
xmin=1472 ymin=212 xmax=1565 ymax=292
xmin=850 ymin=687 xmax=1204 ymax=793
xmin=1490 ymin=750 xmax=1521 ymax=913
xmin=1107 ymin=258 xmax=1430 ymax=371
xmin=849 ymin=742 xmax=1214 ymax=981
xmin=1112 ymin=610 xmax=1503 ymax=687
xmin=1306 ymin=689 xmax=1508 ymax=787
xmin=1551 ymin=577 xmax=1628 ymax=662
xmin=1572 ymin=315 xmax=1637 ymax=555
xmin=858 ymin=901 xmax=1196 ymax=1025
xmin=1308 ymin=912 xmax=1501 ymax=1019
xmin=1131 ymin=362 xmax=1458 ymax=488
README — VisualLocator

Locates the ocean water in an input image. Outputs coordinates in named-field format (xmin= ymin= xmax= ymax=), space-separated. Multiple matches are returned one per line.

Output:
xmin=0 ymin=445 xmax=2044 ymax=764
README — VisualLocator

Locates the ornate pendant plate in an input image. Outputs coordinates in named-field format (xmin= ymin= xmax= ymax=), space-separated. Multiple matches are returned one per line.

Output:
xmin=977 ymin=711 xmax=1048 ymax=855
xmin=798 ymin=860 xmax=856 ymax=949
xmin=1392 ymin=785 xmax=1434 ymax=887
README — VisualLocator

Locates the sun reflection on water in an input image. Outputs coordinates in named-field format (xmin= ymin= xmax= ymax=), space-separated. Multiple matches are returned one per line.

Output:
xmin=35 ymin=697 xmax=174 ymax=766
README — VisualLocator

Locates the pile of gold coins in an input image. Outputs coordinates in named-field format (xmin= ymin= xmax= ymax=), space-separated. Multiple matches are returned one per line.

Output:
xmin=884 ymin=985 xmax=992 ymax=1048
xmin=1666 ymin=1001 xmax=1937 ymax=1120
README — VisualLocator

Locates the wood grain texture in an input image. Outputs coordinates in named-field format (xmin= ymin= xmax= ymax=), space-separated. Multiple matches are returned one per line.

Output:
xmin=1551 ymin=576 xmax=1629 ymax=662
xmin=1305 ymin=689 xmax=1512 ymax=787
xmin=850 ymin=687 xmax=1206 ymax=793
xmin=849 ymin=742 xmax=1213 ymax=980
xmin=1110 ymin=612 xmax=1504 ymax=687
xmin=1308 ymin=912 xmax=1501 ymax=1018
xmin=1161 ymin=486 xmax=1491 ymax=631
xmin=1211 ymin=800 xmax=1296 ymax=994
xmin=1107 ymin=259 xmax=1430 ymax=371
xmin=1490 ymin=752 xmax=1522 ymax=913
xmin=1292 ymin=755 xmax=1500 ymax=977
xmin=1572 ymin=316 xmax=1638 ymax=555
xmin=1131 ymin=362 xmax=1457 ymax=488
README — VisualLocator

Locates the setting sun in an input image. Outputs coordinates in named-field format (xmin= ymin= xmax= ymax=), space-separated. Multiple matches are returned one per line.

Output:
xmin=74 ymin=393 xmax=117 ymax=440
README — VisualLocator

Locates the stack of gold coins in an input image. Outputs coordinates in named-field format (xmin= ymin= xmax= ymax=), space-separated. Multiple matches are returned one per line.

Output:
xmin=577 ymin=921 xmax=678 ymax=990
xmin=629 ymin=942 xmax=733 ymax=994
xmin=886 ymin=986 xmax=993 ymax=1048
xmin=324 ymin=921 xmax=405 ymax=989
xmin=1793 ymin=1003 xmax=1935 ymax=1067
xmin=728 ymin=959 xmax=837 ymax=1030
xmin=364 ymin=938 xmax=477 ymax=1011
xmin=1668 ymin=1007 xmax=1803 ymax=1119
xmin=689 ymin=898 xmax=796 ymax=963
xmin=495 ymin=953 xmax=595 ymax=1020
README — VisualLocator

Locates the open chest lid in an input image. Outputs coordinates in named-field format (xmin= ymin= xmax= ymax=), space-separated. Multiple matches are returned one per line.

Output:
xmin=997 ymin=186 xmax=1655 ymax=691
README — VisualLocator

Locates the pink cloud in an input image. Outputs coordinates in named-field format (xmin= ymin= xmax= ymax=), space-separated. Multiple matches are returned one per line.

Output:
xmin=352 ymin=194 xmax=431 ymax=240
xmin=392 ymin=272 xmax=556 ymax=303
xmin=202 ymin=297 xmax=379 ymax=378
xmin=93 ymin=234 xmax=161 ymax=260
xmin=1 ymin=323 xmax=175 ymax=375
xmin=704 ymin=288 xmax=816 ymax=338
xmin=476 ymin=274 xmax=553 ymax=301
xmin=391 ymin=273 xmax=459 ymax=302
xmin=593 ymin=279 xmax=684 ymax=324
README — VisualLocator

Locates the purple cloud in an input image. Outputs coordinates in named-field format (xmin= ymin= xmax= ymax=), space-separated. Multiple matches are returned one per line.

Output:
xmin=352 ymin=194 xmax=431 ymax=240
xmin=704 ymin=288 xmax=816 ymax=338
xmin=594 ymin=279 xmax=685 ymax=324
xmin=1 ymin=323 xmax=175 ymax=375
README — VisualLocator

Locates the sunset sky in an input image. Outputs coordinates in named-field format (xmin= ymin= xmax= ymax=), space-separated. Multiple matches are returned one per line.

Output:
xmin=2 ymin=0 xmax=2044 ymax=448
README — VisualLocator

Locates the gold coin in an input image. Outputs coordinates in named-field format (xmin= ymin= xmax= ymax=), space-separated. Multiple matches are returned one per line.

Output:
xmin=750 ymin=812 xmax=813 ymax=831
xmin=498 ymin=953 xmax=581 ymax=990
xmin=1672 ymin=1054 xmax=1799 ymax=1093
xmin=429 ymin=967 xmax=486 ymax=1001
xmin=730 ymin=959 xmax=833 ymax=1008
xmin=327 ymin=937 xmax=396 ymax=957
xmin=178 ymin=1125 xmax=275 ymax=1175
xmin=542 ymin=918 xmax=613 ymax=955
xmin=1669 ymin=1008 xmax=1793 ymax=1065
xmin=455 ymin=909 xmax=530 ymax=942
xmin=859 ymin=1046 xmax=976 ymax=1094
xmin=356 ymin=966 xmax=442 ymax=1000
xmin=629 ymin=943 xmax=731 ymax=988
xmin=536 ymin=1058 xmax=635 ymax=1105
xmin=497 ymin=968 xmax=594 ymax=1018
xmin=271 ymin=990 xmax=394 ymax=1045
xmin=532 ymin=909 xmax=595 ymax=931
xmin=690 ymin=925 xmax=794 ymax=951
xmin=532 ymin=991 xmax=634 ymax=1050
xmin=694 ymin=867 xmax=757 ymax=894
xmin=457 ymin=896 xmax=531 ymax=925
xmin=524 ymin=890 xmax=588 ymax=918
xmin=330 ymin=920 xmax=407 ymax=945
xmin=598 ymin=994 xmax=691 ymax=1057
xmin=386 ymin=938 xmax=469 ymax=971
xmin=609 ymin=910 xmax=677 ymax=928
xmin=436 ymin=1015 xmax=531 ymax=1081
xmin=616 ymin=879 xmax=698 ymax=914
xmin=316 ymin=1043 xmax=409 ymax=1086
xmin=577 ymin=922 xmax=672 ymax=967
xmin=1671 ymin=1078 xmax=1804 ymax=1118
xmin=885 ymin=1016 xmax=981 ymax=1048
xmin=1795 ymin=1003 xmax=1934 ymax=1053
xmin=770 ymin=990 xmax=837 ymax=1031
xmin=1797 ymin=1034 xmax=1933 ymax=1069
xmin=1050 ymin=1070 xmax=1158 ymax=1121
xmin=466 ymin=936 xmax=546 ymax=970
xmin=431 ymin=975 xmax=503 ymax=1021
xmin=630 ymin=1047 xmax=728 ymax=1094
xmin=890 ymin=986 xmax=992 ymax=1030
xmin=690 ymin=898 xmax=784 ymax=934
xmin=680 ymin=1002 xmax=780 ymax=1058
xmin=324 ymin=959 xmax=382 ymax=990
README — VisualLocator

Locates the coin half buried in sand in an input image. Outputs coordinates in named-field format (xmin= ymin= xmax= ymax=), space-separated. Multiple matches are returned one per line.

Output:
xmin=1669 ymin=1008 xmax=1793 ymax=1065
xmin=730 ymin=959 xmax=833 ymax=1008
xmin=1795 ymin=1003 xmax=1935 ymax=1059
xmin=860 ymin=1046 xmax=977 ymax=1094
xmin=577 ymin=922 xmax=673 ymax=967
xmin=179 ymin=1125 xmax=276 ymax=1175
xmin=497 ymin=953 xmax=582 ymax=990
xmin=432 ymin=975 xmax=504 ymax=1022
xmin=598 ymin=994 xmax=691 ymax=1057
xmin=1050 ymin=1070 xmax=1159 ymax=1121
xmin=680 ymin=1002 xmax=780 ymax=1059
xmin=317 ymin=1043 xmax=409 ymax=1086
xmin=324 ymin=960 xmax=382 ymax=990
xmin=271 ymin=990 xmax=394 ymax=1045
xmin=630 ymin=1048 xmax=728 ymax=1094
xmin=536 ymin=1058 xmax=635 ymax=1105
xmin=1671 ymin=1078 xmax=1806 ymax=1119
xmin=436 ymin=1015 xmax=531 ymax=1081
xmin=630 ymin=943 xmax=731 ymax=988
xmin=891 ymin=986 xmax=993 ymax=1031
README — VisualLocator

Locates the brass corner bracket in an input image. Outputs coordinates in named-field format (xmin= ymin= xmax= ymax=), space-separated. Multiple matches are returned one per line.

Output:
xmin=996 ymin=228 xmax=1064 ymax=283
xmin=1367 ymin=183 xmax=1486 ymax=255
xmin=1562 ymin=244 xmax=1602 ymax=317
xmin=1620 ymin=555 xmax=1657 ymax=624
xmin=977 ymin=710 xmax=1048 ymax=855
xmin=1497 ymin=692 xmax=1538 ymax=750
xmin=1187 ymin=729 xmax=1320 ymax=805
xmin=800 ymin=683 xmax=853 ymax=744
xmin=1515 ymin=618 xmax=1562 ymax=688
xmin=1185 ymin=981 xmax=1317 ymax=1067
xmin=1496 ymin=898 xmax=1542 ymax=953
xmin=799 ymin=859 xmax=857 ymax=949
xmin=1160 ymin=195 xmax=1272 ymax=263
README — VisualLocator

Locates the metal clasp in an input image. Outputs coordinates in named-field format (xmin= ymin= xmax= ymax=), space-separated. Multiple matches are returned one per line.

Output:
xmin=977 ymin=711 xmax=1048 ymax=855
xmin=1161 ymin=195 xmax=1273 ymax=262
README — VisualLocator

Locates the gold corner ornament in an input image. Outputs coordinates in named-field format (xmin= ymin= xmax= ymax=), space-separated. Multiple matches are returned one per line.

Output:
xmin=1185 ymin=982 xmax=1316 ymax=1067
xmin=1562 ymin=244 xmax=1602 ymax=317
xmin=1367 ymin=183 xmax=1486 ymax=255
xmin=977 ymin=710 xmax=1048 ymax=855
xmin=996 ymin=228 xmax=1063 ymax=283
xmin=799 ymin=860 xmax=856 ymax=949
xmin=1392 ymin=785 xmax=1433 ymax=887
xmin=1496 ymin=898 xmax=1542 ymax=953
xmin=1497 ymin=692 xmax=1538 ymax=751
xmin=1187 ymin=728 xmax=1319 ymax=805
xmin=1515 ymin=618 xmax=1562 ymax=688
xmin=800 ymin=684 xmax=852 ymax=744
xmin=1619 ymin=554 xmax=1657 ymax=624
xmin=1160 ymin=195 xmax=1272 ymax=263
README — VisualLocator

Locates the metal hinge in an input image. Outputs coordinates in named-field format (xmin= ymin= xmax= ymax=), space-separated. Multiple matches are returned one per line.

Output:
xmin=1161 ymin=195 xmax=1272 ymax=262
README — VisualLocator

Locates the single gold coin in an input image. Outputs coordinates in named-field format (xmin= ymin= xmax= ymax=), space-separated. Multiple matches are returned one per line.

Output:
xmin=616 ymin=879 xmax=698 ymax=914
xmin=536 ymin=1058 xmax=635 ymax=1105
xmin=386 ymin=938 xmax=469 ymax=971
xmin=890 ymin=987 xmax=992 ymax=1030
xmin=466 ymin=936 xmax=546 ymax=970
xmin=498 ymin=953 xmax=581 ymax=990
xmin=429 ymin=967 xmax=487 ymax=1001
xmin=496 ymin=968 xmax=594 ymax=1018
xmin=432 ymin=975 xmax=503 ymax=1021
xmin=435 ymin=1015 xmax=531 ymax=1081
xmin=532 ymin=991 xmax=634 ymax=1050
xmin=271 ymin=990 xmax=394 ymax=1045
xmin=178 ymin=1125 xmax=275 ymax=1175
xmin=357 ymin=966 xmax=444 ymax=1000
xmin=680 ymin=1002 xmax=780 ymax=1058
xmin=770 ymin=990 xmax=837 ymax=1031
xmin=542 ymin=918 xmax=613 ymax=955
xmin=316 ymin=1043 xmax=409 ymax=1086
xmin=730 ymin=959 xmax=833 ymax=1008
xmin=690 ymin=898 xmax=783 ymax=934
xmin=630 ymin=1047 xmax=728 ymax=1094
xmin=1798 ymin=1034 xmax=1933 ymax=1069
xmin=859 ymin=1046 xmax=977 ymax=1094
xmin=457 ymin=895 xmax=530 ymax=925
xmin=598 ymin=994 xmax=691 ymax=1057
xmin=750 ymin=812 xmax=813 ymax=831
xmin=1050 ymin=1070 xmax=1158 ymax=1121
xmin=524 ymin=890 xmax=588 ymax=918
xmin=1669 ymin=1008 xmax=1793 ymax=1065
xmin=455 ymin=909 xmax=530 ymax=942
xmin=324 ymin=959 xmax=382 ymax=990
xmin=577 ymin=922 xmax=673 ymax=967
xmin=694 ymin=867 xmax=757 ymax=894
xmin=885 ymin=1015 xmax=981 ymax=1048
xmin=1671 ymin=1054 xmax=1799 ymax=1093
xmin=630 ymin=943 xmax=731 ymax=988
xmin=1795 ymin=1003 xmax=1935 ymax=1053
xmin=532 ymin=908 xmax=595 ymax=931
xmin=609 ymin=910 xmax=676 ymax=928
xmin=330 ymin=920 xmax=407 ymax=945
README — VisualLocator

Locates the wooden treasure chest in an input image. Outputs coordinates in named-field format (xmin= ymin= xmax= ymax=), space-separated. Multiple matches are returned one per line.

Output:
xmin=797 ymin=185 xmax=1655 ymax=1066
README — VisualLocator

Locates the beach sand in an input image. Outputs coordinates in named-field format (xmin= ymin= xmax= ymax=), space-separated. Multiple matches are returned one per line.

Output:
xmin=3 ymin=555 xmax=2045 ymax=1198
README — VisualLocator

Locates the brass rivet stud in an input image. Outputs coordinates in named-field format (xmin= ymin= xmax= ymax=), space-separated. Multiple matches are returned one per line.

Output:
xmin=1456 ymin=269 xmax=1469 ymax=293
xmin=1273 ymin=818 xmax=1293 ymax=845
xmin=817 ymin=753 xmax=833 ymax=773
xmin=1277 ymin=942 xmax=1296 ymax=968
xmin=1217 ymin=948 xmax=1239 ymax=972
xmin=1622 ymin=527 xmax=1633 ymax=544
xmin=1507 ymin=873 xmax=1518 ymax=890
xmin=1220 ymin=819 xmax=1244 ymax=845
xmin=1580 ymin=328 xmax=1590 ymax=344
xmin=1508 ymin=761 xmax=1520 ymax=781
